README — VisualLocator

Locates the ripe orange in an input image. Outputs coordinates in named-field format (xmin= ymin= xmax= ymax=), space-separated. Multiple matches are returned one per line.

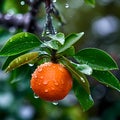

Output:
xmin=30 ymin=62 xmax=73 ymax=102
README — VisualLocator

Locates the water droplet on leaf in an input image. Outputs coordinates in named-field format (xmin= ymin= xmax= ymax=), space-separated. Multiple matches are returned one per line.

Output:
xmin=80 ymin=77 xmax=85 ymax=83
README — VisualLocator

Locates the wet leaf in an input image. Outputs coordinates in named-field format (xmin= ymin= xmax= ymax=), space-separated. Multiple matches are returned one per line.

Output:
xmin=60 ymin=56 xmax=90 ymax=93
xmin=48 ymin=32 xmax=65 ymax=45
xmin=74 ymin=48 xmax=118 ymax=71
xmin=57 ymin=32 xmax=84 ymax=53
xmin=73 ymin=80 xmax=94 ymax=111
xmin=70 ymin=62 xmax=92 ymax=75
xmin=0 ymin=32 xmax=41 ymax=56
xmin=92 ymin=70 xmax=120 ymax=92
xmin=85 ymin=0 xmax=95 ymax=6
xmin=5 ymin=52 xmax=39 ymax=72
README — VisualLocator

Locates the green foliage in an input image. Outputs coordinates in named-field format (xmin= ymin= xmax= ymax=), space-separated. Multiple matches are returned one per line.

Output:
xmin=92 ymin=71 xmax=120 ymax=92
xmin=74 ymin=48 xmax=118 ymax=71
xmin=0 ymin=32 xmax=41 ymax=56
xmin=5 ymin=52 xmax=39 ymax=72
xmin=73 ymin=80 xmax=94 ymax=111
xmin=84 ymin=0 xmax=95 ymax=6
xmin=0 ymin=31 xmax=119 ymax=111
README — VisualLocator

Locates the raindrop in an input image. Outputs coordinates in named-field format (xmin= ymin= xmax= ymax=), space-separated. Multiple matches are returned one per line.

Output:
xmin=38 ymin=68 xmax=42 ymax=72
xmin=52 ymin=102 xmax=58 ymax=105
xmin=65 ymin=3 xmax=69 ymax=8
xmin=34 ymin=75 xmax=37 ymax=79
xmin=20 ymin=1 xmax=25 ymax=6
xmin=53 ymin=0 xmax=57 ymax=3
xmin=80 ymin=77 xmax=85 ymax=83
xmin=28 ymin=63 xmax=34 ymax=67
xmin=40 ymin=76 xmax=43 ymax=79
xmin=44 ymin=89 xmax=48 ymax=93
xmin=51 ymin=87 xmax=55 ymax=90
xmin=34 ymin=93 xmax=39 ymax=99
xmin=54 ymin=82 xmax=59 ymax=86
xmin=43 ymin=81 xmax=48 ymax=85
xmin=25 ymin=57 xmax=28 ymax=61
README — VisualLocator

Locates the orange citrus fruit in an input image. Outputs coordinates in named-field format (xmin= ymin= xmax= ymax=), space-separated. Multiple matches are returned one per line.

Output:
xmin=30 ymin=62 xmax=73 ymax=101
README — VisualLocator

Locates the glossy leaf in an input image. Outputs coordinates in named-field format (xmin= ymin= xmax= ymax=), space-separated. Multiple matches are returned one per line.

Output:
xmin=70 ymin=62 xmax=92 ymax=75
xmin=73 ymin=80 xmax=94 ymax=111
xmin=85 ymin=0 xmax=95 ymax=6
xmin=0 ymin=32 xmax=41 ymax=56
xmin=5 ymin=52 xmax=39 ymax=72
xmin=60 ymin=56 xmax=90 ymax=93
xmin=41 ymin=40 xmax=60 ymax=50
xmin=92 ymin=70 xmax=120 ymax=92
xmin=74 ymin=48 xmax=118 ymax=71
xmin=57 ymin=32 xmax=84 ymax=53
xmin=60 ymin=46 xmax=75 ymax=56
xmin=48 ymin=32 xmax=65 ymax=45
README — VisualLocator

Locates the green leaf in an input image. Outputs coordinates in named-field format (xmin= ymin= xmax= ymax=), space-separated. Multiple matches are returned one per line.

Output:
xmin=5 ymin=52 xmax=39 ymax=72
xmin=70 ymin=62 xmax=92 ymax=75
xmin=41 ymin=40 xmax=60 ymax=50
xmin=74 ymin=48 xmax=118 ymax=71
xmin=60 ymin=56 xmax=90 ymax=93
xmin=60 ymin=46 xmax=75 ymax=56
xmin=85 ymin=0 xmax=95 ymax=6
xmin=2 ymin=53 xmax=25 ymax=70
xmin=48 ymin=32 xmax=65 ymax=45
xmin=73 ymin=80 xmax=94 ymax=111
xmin=57 ymin=32 xmax=84 ymax=53
xmin=0 ymin=32 xmax=41 ymax=56
xmin=92 ymin=70 xmax=120 ymax=92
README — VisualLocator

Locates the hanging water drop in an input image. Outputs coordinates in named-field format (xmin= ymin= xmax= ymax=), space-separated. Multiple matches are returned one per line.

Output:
xmin=34 ymin=93 xmax=39 ymax=99
xmin=52 ymin=102 xmax=58 ymax=105
xmin=28 ymin=63 xmax=34 ymax=67
xmin=53 ymin=0 xmax=57 ymax=3
xmin=65 ymin=3 xmax=69 ymax=8
xmin=20 ymin=1 xmax=25 ymax=6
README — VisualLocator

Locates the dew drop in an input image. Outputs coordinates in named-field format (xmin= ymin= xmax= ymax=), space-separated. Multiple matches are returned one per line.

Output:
xmin=65 ymin=3 xmax=69 ymax=8
xmin=54 ymin=82 xmax=59 ymax=86
xmin=38 ymin=68 xmax=42 ymax=72
xmin=28 ymin=63 xmax=34 ymax=66
xmin=53 ymin=0 xmax=57 ymax=3
xmin=20 ymin=1 xmax=25 ymax=6
xmin=34 ymin=75 xmax=37 ymax=78
xmin=40 ymin=76 xmax=43 ymax=79
xmin=80 ymin=77 xmax=85 ymax=83
xmin=43 ymin=80 xmax=48 ymax=85
xmin=52 ymin=102 xmax=58 ymax=105
xmin=44 ymin=89 xmax=48 ymax=93
xmin=34 ymin=93 xmax=39 ymax=99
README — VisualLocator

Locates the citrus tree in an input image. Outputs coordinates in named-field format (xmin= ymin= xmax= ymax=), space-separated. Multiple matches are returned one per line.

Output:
xmin=0 ymin=0 xmax=120 ymax=112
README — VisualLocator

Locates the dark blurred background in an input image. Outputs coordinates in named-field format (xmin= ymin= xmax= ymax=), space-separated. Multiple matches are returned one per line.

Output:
xmin=0 ymin=0 xmax=120 ymax=120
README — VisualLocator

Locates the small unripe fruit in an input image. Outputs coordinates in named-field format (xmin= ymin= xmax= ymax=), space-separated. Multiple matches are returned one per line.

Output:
xmin=30 ymin=62 xmax=73 ymax=101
